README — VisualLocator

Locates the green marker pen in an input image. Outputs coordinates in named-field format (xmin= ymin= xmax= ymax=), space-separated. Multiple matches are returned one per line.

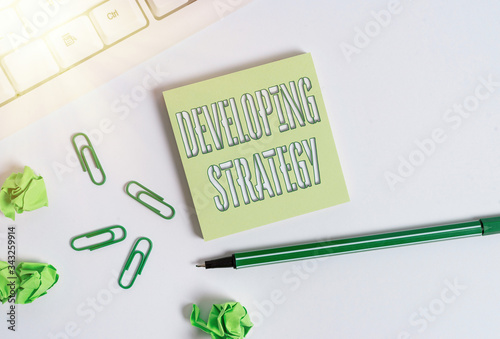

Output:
xmin=197 ymin=216 xmax=500 ymax=269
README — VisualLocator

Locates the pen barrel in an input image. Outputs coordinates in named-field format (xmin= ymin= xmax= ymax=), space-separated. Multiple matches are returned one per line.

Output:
xmin=234 ymin=220 xmax=483 ymax=268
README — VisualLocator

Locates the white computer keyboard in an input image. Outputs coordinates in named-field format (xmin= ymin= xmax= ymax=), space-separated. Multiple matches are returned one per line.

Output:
xmin=0 ymin=0 xmax=253 ymax=140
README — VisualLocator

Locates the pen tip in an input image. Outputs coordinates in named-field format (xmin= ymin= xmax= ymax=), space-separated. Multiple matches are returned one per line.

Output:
xmin=196 ymin=264 xmax=206 ymax=268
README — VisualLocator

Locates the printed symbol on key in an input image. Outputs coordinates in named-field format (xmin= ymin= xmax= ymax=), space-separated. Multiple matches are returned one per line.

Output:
xmin=62 ymin=33 xmax=77 ymax=47
xmin=107 ymin=10 xmax=119 ymax=20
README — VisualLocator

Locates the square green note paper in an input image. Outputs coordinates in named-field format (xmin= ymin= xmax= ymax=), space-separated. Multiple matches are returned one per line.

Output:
xmin=164 ymin=53 xmax=349 ymax=240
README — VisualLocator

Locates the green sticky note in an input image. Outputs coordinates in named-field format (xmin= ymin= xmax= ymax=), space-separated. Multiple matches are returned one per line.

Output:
xmin=190 ymin=302 xmax=253 ymax=339
xmin=164 ymin=53 xmax=349 ymax=240
xmin=0 ymin=166 xmax=49 ymax=220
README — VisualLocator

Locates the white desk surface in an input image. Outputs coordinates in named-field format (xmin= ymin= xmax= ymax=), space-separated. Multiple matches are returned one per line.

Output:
xmin=1 ymin=0 xmax=500 ymax=338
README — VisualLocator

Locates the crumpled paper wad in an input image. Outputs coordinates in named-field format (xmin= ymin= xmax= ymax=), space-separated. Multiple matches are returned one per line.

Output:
xmin=0 ymin=166 xmax=48 ymax=220
xmin=15 ymin=262 xmax=59 ymax=304
xmin=190 ymin=302 xmax=253 ymax=339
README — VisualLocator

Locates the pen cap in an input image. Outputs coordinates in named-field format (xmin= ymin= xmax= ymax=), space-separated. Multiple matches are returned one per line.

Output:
xmin=480 ymin=217 xmax=500 ymax=235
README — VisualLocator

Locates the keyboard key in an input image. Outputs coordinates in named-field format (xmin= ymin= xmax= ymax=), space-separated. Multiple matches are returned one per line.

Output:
xmin=2 ymin=39 xmax=59 ymax=92
xmin=146 ymin=0 xmax=188 ymax=18
xmin=16 ymin=0 xmax=105 ymax=38
xmin=0 ymin=67 xmax=15 ymax=104
xmin=89 ymin=0 xmax=147 ymax=45
xmin=0 ymin=8 xmax=25 ymax=55
xmin=46 ymin=16 xmax=103 ymax=68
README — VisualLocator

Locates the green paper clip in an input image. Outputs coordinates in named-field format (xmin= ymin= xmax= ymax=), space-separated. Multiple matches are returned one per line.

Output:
xmin=125 ymin=181 xmax=175 ymax=219
xmin=72 ymin=133 xmax=106 ymax=186
xmin=70 ymin=225 xmax=127 ymax=251
xmin=118 ymin=237 xmax=153 ymax=289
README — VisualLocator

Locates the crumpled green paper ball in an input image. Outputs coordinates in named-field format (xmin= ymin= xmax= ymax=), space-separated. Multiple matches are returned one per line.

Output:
xmin=190 ymin=302 xmax=253 ymax=339
xmin=0 ymin=261 xmax=18 ymax=304
xmin=0 ymin=166 xmax=48 ymax=220
xmin=15 ymin=262 xmax=59 ymax=304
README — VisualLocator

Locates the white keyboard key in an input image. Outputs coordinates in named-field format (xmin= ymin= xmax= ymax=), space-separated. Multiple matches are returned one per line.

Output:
xmin=16 ymin=0 xmax=105 ymax=37
xmin=0 ymin=67 xmax=15 ymax=104
xmin=146 ymin=0 xmax=188 ymax=18
xmin=46 ymin=16 xmax=103 ymax=68
xmin=89 ymin=0 xmax=147 ymax=45
xmin=0 ymin=8 xmax=25 ymax=55
xmin=2 ymin=39 xmax=59 ymax=92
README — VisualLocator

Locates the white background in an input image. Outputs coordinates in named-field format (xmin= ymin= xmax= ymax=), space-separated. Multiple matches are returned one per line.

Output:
xmin=1 ymin=0 xmax=500 ymax=338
